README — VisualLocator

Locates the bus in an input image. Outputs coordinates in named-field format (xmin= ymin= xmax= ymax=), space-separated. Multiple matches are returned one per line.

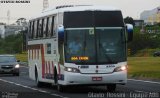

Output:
xmin=28 ymin=5 xmax=133 ymax=92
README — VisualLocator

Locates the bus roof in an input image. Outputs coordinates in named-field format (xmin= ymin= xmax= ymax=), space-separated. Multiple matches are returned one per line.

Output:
xmin=30 ymin=5 xmax=121 ymax=20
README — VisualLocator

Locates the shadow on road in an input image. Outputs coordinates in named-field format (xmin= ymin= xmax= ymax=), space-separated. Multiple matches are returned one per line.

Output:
xmin=36 ymin=83 xmax=128 ymax=93
xmin=0 ymin=74 xmax=19 ymax=77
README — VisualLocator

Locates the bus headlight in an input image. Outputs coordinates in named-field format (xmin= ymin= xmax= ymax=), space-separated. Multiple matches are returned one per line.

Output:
xmin=113 ymin=65 xmax=127 ymax=72
xmin=64 ymin=67 xmax=80 ymax=73
xmin=15 ymin=64 xmax=20 ymax=68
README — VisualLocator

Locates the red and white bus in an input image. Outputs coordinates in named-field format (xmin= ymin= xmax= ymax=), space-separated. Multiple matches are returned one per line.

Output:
xmin=28 ymin=5 xmax=133 ymax=92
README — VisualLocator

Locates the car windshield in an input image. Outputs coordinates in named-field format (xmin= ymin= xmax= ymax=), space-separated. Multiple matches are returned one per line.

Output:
xmin=64 ymin=27 xmax=126 ymax=65
xmin=0 ymin=56 xmax=16 ymax=63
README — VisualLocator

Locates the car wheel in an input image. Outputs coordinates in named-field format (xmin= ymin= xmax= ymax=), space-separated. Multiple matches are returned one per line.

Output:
xmin=107 ymin=84 xmax=116 ymax=92
xmin=15 ymin=73 xmax=19 ymax=76
xmin=13 ymin=73 xmax=19 ymax=76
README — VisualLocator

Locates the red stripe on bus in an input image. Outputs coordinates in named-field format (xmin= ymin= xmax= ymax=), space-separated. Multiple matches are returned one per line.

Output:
xmin=35 ymin=49 xmax=36 ymax=59
xmin=58 ymin=63 xmax=61 ymax=75
xmin=46 ymin=61 xmax=48 ymax=74
xmin=32 ymin=49 xmax=33 ymax=60
xmin=37 ymin=50 xmax=39 ymax=59
xmin=48 ymin=61 xmax=50 ymax=74
xmin=52 ymin=61 xmax=54 ymax=74
xmin=28 ymin=44 xmax=41 ymax=50
xmin=41 ymin=44 xmax=45 ymax=78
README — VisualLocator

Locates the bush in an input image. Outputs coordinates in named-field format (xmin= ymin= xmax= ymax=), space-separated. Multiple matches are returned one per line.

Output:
xmin=133 ymin=48 xmax=160 ymax=57
xmin=128 ymin=27 xmax=160 ymax=56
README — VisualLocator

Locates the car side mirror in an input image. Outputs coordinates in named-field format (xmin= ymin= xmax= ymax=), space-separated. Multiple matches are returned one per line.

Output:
xmin=126 ymin=24 xmax=133 ymax=42
xmin=17 ymin=60 xmax=20 ymax=62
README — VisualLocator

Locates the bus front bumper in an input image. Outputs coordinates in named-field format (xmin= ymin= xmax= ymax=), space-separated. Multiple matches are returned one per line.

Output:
xmin=61 ymin=71 xmax=127 ymax=85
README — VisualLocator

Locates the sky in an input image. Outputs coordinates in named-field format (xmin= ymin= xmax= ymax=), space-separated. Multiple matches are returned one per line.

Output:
xmin=0 ymin=0 xmax=160 ymax=24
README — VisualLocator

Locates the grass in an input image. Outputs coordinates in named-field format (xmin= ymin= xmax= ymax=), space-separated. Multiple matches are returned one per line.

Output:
xmin=128 ymin=57 xmax=160 ymax=79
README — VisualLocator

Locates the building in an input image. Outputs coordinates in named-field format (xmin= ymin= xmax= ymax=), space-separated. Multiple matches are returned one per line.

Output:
xmin=0 ymin=24 xmax=5 ymax=38
xmin=0 ymin=24 xmax=25 ymax=38
xmin=140 ymin=6 xmax=160 ymax=25
xmin=5 ymin=25 xmax=24 ymax=37
xmin=134 ymin=20 xmax=144 ymax=27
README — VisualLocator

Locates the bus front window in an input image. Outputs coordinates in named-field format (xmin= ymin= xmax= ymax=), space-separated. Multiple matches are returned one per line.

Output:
xmin=65 ymin=28 xmax=126 ymax=65
xmin=96 ymin=28 xmax=126 ymax=64
xmin=65 ymin=29 xmax=96 ymax=64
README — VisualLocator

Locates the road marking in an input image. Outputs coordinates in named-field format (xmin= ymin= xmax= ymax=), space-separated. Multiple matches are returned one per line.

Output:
xmin=135 ymin=90 xmax=143 ymax=92
xmin=135 ymin=90 xmax=146 ymax=93
xmin=21 ymin=72 xmax=28 ymax=74
xmin=20 ymin=66 xmax=29 ymax=68
xmin=128 ymin=79 xmax=160 ymax=85
xmin=0 ymin=78 xmax=69 ymax=98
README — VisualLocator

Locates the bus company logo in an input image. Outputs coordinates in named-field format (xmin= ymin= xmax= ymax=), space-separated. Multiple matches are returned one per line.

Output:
xmin=0 ymin=0 xmax=30 ymax=3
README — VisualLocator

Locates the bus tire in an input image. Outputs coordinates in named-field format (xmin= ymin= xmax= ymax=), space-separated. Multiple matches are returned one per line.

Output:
xmin=35 ymin=67 xmax=43 ymax=87
xmin=54 ymin=69 xmax=65 ymax=92
xmin=107 ymin=84 xmax=116 ymax=92
xmin=57 ymin=84 xmax=64 ymax=92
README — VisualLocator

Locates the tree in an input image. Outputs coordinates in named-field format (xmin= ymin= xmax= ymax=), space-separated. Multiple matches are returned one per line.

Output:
xmin=0 ymin=33 xmax=23 ymax=54
xmin=0 ymin=22 xmax=6 ymax=25
xmin=157 ymin=22 xmax=160 ymax=26
xmin=16 ymin=18 xmax=27 ymax=26
xmin=124 ymin=16 xmax=135 ymax=26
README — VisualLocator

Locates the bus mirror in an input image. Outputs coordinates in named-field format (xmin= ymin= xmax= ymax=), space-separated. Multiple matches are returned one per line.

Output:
xmin=58 ymin=25 xmax=64 ymax=42
xmin=58 ymin=25 xmax=64 ymax=33
xmin=126 ymin=24 xmax=133 ymax=42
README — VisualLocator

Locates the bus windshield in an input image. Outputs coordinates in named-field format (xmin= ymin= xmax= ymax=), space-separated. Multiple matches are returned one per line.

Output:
xmin=64 ymin=27 xmax=126 ymax=65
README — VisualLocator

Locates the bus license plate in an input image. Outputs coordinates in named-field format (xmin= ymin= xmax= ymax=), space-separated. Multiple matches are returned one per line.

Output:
xmin=92 ymin=77 xmax=102 ymax=81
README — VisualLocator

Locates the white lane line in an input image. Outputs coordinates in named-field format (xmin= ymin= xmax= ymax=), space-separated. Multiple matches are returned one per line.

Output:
xmin=21 ymin=72 xmax=28 ymax=74
xmin=135 ymin=90 xmax=147 ymax=93
xmin=135 ymin=90 xmax=143 ymax=92
xmin=0 ymin=78 xmax=69 ymax=98
xmin=20 ymin=66 xmax=29 ymax=68
xmin=128 ymin=79 xmax=160 ymax=85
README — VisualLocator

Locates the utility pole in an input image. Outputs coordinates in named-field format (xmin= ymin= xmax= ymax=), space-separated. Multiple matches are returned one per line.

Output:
xmin=43 ymin=0 xmax=49 ymax=10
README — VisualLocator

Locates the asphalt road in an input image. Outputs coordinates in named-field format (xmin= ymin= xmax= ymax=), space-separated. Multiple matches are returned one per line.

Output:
xmin=0 ymin=66 xmax=160 ymax=98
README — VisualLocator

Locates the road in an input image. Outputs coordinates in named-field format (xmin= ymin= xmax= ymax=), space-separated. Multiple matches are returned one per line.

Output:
xmin=0 ymin=66 xmax=160 ymax=98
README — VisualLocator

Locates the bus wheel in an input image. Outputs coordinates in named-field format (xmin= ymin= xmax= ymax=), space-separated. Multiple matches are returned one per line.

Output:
xmin=35 ymin=67 xmax=43 ymax=87
xmin=54 ymin=71 xmax=64 ymax=92
xmin=107 ymin=84 xmax=116 ymax=92
xmin=57 ymin=84 xmax=64 ymax=92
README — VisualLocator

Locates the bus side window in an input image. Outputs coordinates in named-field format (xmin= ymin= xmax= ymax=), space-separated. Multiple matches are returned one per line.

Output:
xmin=38 ymin=19 xmax=42 ymax=38
xmin=48 ymin=17 xmax=52 ymax=37
xmin=46 ymin=17 xmax=49 ymax=37
xmin=33 ymin=21 xmax=37 ymax=38
xmin=51 ymin=16 xmax=55 ymax=37
xmin=28 ymin=21 xmax=31 ymax=39
xmin=43 ymin=18 xmax=47 ymax=38
xmin=40 ymin=19 xmax=44 ymax=38
xmin=31 ymin=21 xmax=34 ymax=39
xmin=36 ymin=20 xmax=39 ymax=38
